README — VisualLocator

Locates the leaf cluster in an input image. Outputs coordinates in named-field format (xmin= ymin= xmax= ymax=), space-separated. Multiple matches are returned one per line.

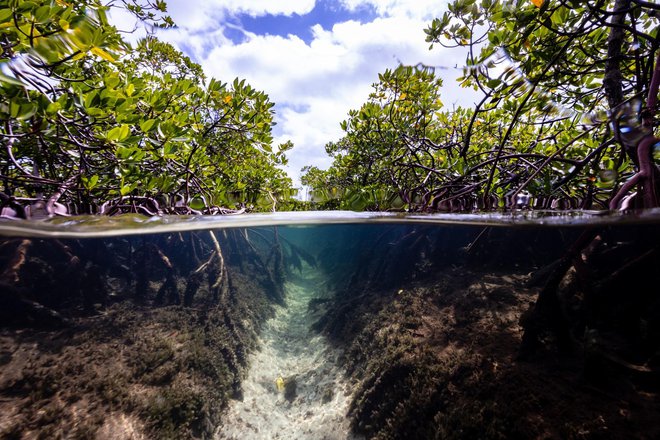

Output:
xmin=1 ymin=0 xmax=294 ymax=216
xmin=303 ymin=1 xmax=660 ymax=212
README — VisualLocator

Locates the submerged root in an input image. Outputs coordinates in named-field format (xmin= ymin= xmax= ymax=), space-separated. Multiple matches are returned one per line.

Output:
xmin=0 ymin=239 xmax=31 ymax=284
xmin=207 ymin=231 xmax=229 ymax=305
xmin=0 ymin=281 xmax=69 ymax=328
xmin=518 ymin=228 xmax=599 ymax=358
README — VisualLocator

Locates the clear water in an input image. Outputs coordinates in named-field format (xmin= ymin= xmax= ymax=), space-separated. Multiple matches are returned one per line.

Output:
xmin=216 ymin=267 xmax=360 ymax=440
xmin=1 ymin=210 xmax=659 ymax=439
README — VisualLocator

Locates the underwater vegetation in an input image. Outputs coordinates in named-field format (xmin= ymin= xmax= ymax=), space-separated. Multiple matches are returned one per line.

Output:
xmin=0 ymin=227 xmax=296 ymax=439
xmin=311 ymin=223 xmax=660 ymax=439
xmin=1 ymin=218 xmax=659 ymax=439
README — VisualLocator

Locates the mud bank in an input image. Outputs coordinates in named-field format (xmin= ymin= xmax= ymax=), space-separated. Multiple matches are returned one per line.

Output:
xmin=0 ymin=230 xmax=282 ymax=439
xmin=314 ymin=224 xmax=660 ymax=439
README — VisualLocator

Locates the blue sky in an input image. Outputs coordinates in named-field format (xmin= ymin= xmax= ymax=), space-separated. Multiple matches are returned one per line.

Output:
xmin=110 ymin=0 xmax=482 ymax=187
xmin=235 ymin=1 xmax=378 ymax=44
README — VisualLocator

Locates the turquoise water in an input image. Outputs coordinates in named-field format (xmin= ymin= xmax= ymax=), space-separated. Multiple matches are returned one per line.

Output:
xmin=1 ymin=210 xmax=659 ymax=439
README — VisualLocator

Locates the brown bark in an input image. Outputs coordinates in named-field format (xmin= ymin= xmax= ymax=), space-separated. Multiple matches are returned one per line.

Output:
xmin=603 ymin=0 xmax=631 ymax=110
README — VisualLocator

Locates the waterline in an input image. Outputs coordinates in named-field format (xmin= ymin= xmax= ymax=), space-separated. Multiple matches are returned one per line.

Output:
xmin=4 ymin=209 xmax=660 ymax=239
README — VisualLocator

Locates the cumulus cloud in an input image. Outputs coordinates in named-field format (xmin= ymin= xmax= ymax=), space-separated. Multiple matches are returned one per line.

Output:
xmin=340 ymin=0 xmax=449 ymax=19
xmin=162 ymin=0 xmax=316 ymax=30
xmin=217 ymin=0 xmax=316 ymax=16
xmin=276 ymin=97 xmax=355 ymax=176
xmin=112 ymin=0 xmax=481 ymax=186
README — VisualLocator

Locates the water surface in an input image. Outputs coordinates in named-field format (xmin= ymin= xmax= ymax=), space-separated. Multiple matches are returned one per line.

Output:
xmin=2 ymin=209 xmax=660 ymax=238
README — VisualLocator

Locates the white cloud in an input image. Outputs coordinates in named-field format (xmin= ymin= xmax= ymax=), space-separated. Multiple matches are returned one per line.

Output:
xmin=164 ymin=0 xmax=315 ymax=29
xmin=216 ymin=0 xmax=316 ymax=16
xmin=277 ymin=97 xmax=356 ymax=180
xmin=340 ymin=0 xmax=449 ymax=19
xmin=122 ymin=0 xmax=482 ymax=187
xmin=110 ymin=0 xmax=316 ymax=36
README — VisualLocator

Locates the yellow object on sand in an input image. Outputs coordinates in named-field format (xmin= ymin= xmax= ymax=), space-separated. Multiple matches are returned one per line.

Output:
xmin=275 ymin=376 xmax=285 ymax=392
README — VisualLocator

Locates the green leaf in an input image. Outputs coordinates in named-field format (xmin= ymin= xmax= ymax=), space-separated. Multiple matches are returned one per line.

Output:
xmin=0 ymin=9 xmax=13 ymax=22
xmin=9 ymin=100 xmax=20 ymax=118
xmin=34 ymin=5 xmax=51 ymax=22
xmin=107 ymin=125 xmax=131 ymax=142
xmin=139 ymin=119 xmax=157 ymax=132
xmin=84 ymin=91 xmax=99 ymax=109
xmin=86 ymin=107 xmax=106 ymax=117
xmin=17 ymin=2 xmax=38 ymax=13
xmin=103 ymin=73 xmax=120 ymax=89
xmin=46 ymin=101 xmax=61 ymax=114
xmin=16 ymin=102 xmax=37 ymax=120
xmin=163 ymin=142 xmax=178 ymax=156
xmin=83 ymin=175 xmax=99 ymax=190
xmin=115 ymin=145 xmax=135 ymax=159
xmin=120 ymin=183 xmax=135 ymax=196
xmin=486 ymin=78 xmax=502 ymax=88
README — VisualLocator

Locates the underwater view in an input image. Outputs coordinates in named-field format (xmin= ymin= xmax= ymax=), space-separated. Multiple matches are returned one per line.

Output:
xmin=1 ymin=211 xmax=659 ymax=439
